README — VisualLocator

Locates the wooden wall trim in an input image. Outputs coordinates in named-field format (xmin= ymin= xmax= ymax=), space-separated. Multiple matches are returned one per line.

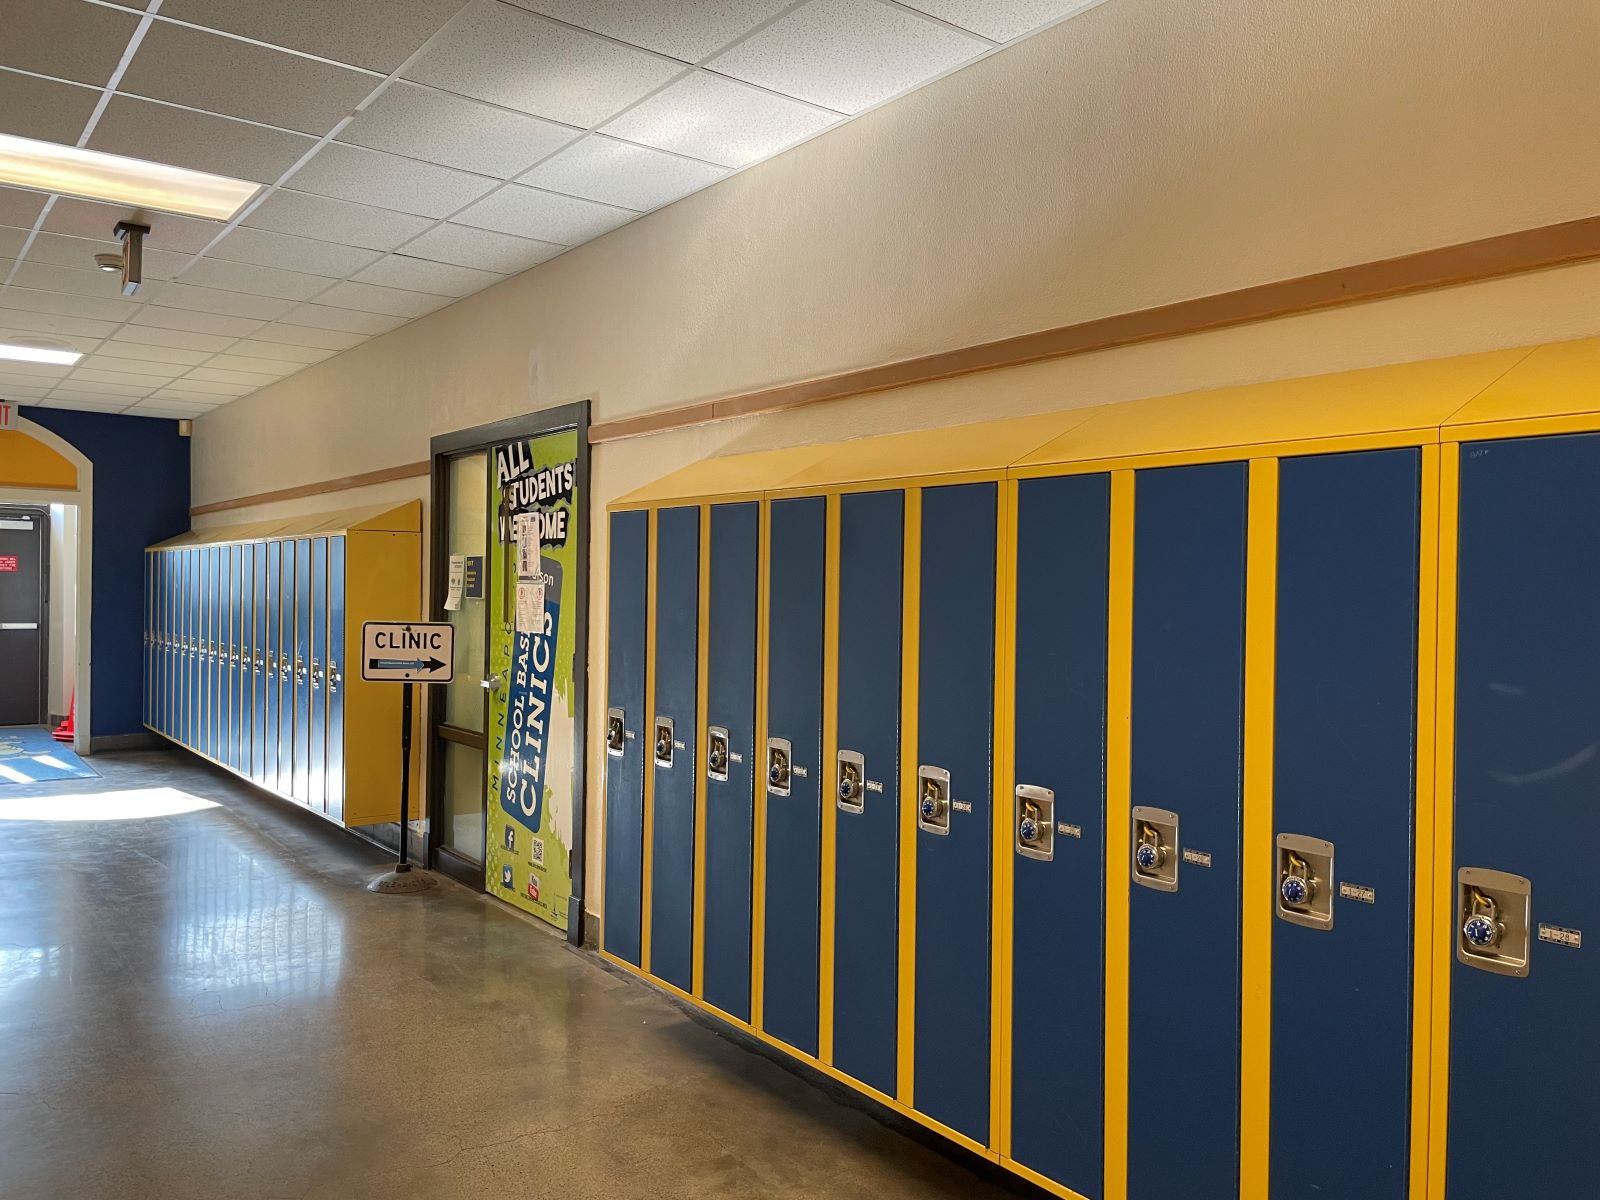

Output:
xmin=191 ymin=460 xmax=430 ymax=517
xmin=589 ymin=213 xmax=1600 ymax=443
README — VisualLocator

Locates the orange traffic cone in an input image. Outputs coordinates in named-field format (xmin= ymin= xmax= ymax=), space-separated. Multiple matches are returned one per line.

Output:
xmin=52 ymin=691 xmax=75 ymax=743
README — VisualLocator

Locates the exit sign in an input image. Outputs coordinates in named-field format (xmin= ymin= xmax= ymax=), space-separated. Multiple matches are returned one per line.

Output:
xmin=0 ymin=400 xmax=19 ymax=430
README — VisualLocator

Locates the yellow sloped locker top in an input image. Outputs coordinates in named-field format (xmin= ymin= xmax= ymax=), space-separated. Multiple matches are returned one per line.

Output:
xmin=147 ymin=501 xmax=420 ymax=550
xmin=1442 ymin=336 xmax=1600 ymax=434
xmin=1016 ymin=348 xmax=1532 ymax=470
xmin=610 ymin=443 xmax=836 ymax=508
xmin=775 ymin=408 xmax=1100 ymax=492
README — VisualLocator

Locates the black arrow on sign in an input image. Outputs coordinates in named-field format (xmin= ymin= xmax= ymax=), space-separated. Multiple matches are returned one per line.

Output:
xmin=369 ymin=656 xmax=446 ymax=672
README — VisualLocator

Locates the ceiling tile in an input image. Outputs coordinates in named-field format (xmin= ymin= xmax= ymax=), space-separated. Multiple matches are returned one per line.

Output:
xmin=0 ymin=286 xmax=138 ymax=323
xmin=72 ymin=355 xmax=184 ymax=379
xmin=243 ymin=189 xmax=435 ymax=251
xmin=85 ymin=339 xmax=208 ymax=367
xmin=0 ymin=329 xmax=100 ymax=356
xmin=129 ymin=306 xmax=266 ymax=338
xmin=7 ymin=259 xmax=131 ymax=300
xmin=397 ymin=222 xmax=562 ymax=273
xmin=351 ymin=254 xmax=503 ymax=296
xmin=165 ymin=378 xmax=253 ymax=396
xmin=53 ymin=378 xmax=154 ymax=397
xmin=0 ymin=359 xmax=70 ymax=380
xmin=507 ymin=0 xmax=794 ymax=63
xmin=205 ymin=354 xmax=299 ymax=376
xmin=39 ymin=395 xmax=132 ymax=412
xmin=17 ymin=230 xmax=119 ymax=272
xmin=176 ymin=257 xmax=330 ymax=302
xmin=279 ymin=304 xmax=408 ymax=335
xmin=44 ymin=198 xmax=224 ymax=254
xmin=314 ymin=280 xmax=451 ymax=318
xmin=0 ymin=186 xmax=47 ymax=231
xmin=405 ymin=0 xmax=681 ymax=128
xmin=110 ymin=324 xmax=237 ymax=353
xmin=159 ymin=0 xmax=467 ymax=74
xmin=210 ymin=226 xmax=383 ymax=278
xmin=150 ymin=388 xmax=240 ymax=405
xmin=601 ymin=71 xmax=840 ymax=168
xmin=339 ymin=81 xmax=578 ymax=179
xmin=129 ymin=401 xmax=218 ymax=418
xmin=0 ymin=308 xmax=121 ymax=340
xmin=709 ymin=0 xmax=987 ymax=115
xmin=0 ymin=0 xmax=141 ymax=86
xmin=453 ymin=184 xmax=634 ymax=244
xmin=226 ymin=338 xmax=335 ymax=364
xmin=520 ymin=134 xmax=726 ymax=211
xmin=287 ymin=142 xmax=496 ymax=219
xmin=0 ymin=68 xmax=101 ymax=143
xmin=899 ymin=0 xmax=1093 ymax=42
xmin=138 ymin=281 xmax=296 ymax=321
xmin=0 ymin=227 xmax=28 ymax=259
xmin=186 ymin=366 xmax=281 ymax=386
xmin=67 ymin=369 xmax=168 ymax=389
xmin=249 ymin=323 xmax=366 ymax=352
xmin=0 ymin=382 xmax=52 ymax=398
xmin=88 ymin=96 xmax=314 ymax=185
xmin=116 ymin=22 xmax=377 ymax=137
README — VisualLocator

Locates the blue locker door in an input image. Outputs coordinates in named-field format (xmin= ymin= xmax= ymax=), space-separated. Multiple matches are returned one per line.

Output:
xmin=197 ymin=547 xmax=211 ymax=757
xmin=650 ymin=507 xmax=700 ymax=991
xmin=232 ymin=545 xmax=245 ymax=771
xmin=914 ymin=482 xmax=997 ymax=1142
xmin=832 ymin=489 xmax=903 ymax=1095
xmin=252 ymin=543 xmax=266 ymax=783
xmin=239 ymin=544 xmax=254 ymax=779
xmin=1449 ymin=432 xmax=1600 ymax=1200
xmin=179 ymin=550 xmax=191 ymax=747
xmin=310 ymin=538 xmax=328 ymax=813
xmin=210 ymin=546 xmax=223 ymax=758
xmin=326 ymin=536 xmax=346 ymax=822
xmin=143 ymin=553 xmax=153 ymax=728
xmin=1272 ymin=449 xmax=1419 ymax=1199
xmin=604 ymin=511 xmax=649 ymax=966
xmin=1127 ymin=462 xmax=1248 ymax=1200
xmin=702 ymin=502 xmax=759 ymax=1020
xmin=265 ymin=540 xmax=282 ymax=791
xmin=225 ymin=545 xmax=238 ymax=769
xmin=763 ymin=495 xmax=827 ymax=1056
xmin=189 ymin=548 xmax=201 ymax=751
xmin=293 ymin=538 xmax=312 ymax=803
xmin=1010 ymin=473 xmax=1111 ymax=1192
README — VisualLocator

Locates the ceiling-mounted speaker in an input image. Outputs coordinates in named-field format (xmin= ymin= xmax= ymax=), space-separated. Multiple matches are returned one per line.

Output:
xmin=177 ymin=419 xmax=193 ymax=437
xmin=113 ymin=220 xmax=151 ymax=297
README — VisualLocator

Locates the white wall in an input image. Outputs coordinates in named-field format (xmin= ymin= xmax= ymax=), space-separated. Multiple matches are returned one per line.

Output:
xmin=190 ymin=0 xmax=1600 ymax=912
xmin=47 ymin=503 xmax=77 ymax=719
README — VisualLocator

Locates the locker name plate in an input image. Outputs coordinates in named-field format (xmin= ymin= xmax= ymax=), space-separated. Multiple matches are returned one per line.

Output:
xmin=1538 ymin=924 xmax=1581 ymax=949
xmin=361 ymin=621 xmax=455 ymax=682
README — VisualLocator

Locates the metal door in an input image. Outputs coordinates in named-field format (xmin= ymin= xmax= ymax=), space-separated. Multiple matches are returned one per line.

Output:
xmin=0 ymin=509 xmax=46 ymax=726
xmin=832 ymin=489 xmax=903 ymax=1096
xmin=326 ymin=535 xmax=346 ymax=821
xmin=1010 ymin=472 xmax=1111 ymax=1193
xmin=603 ymin=510 xmax=649 ymax=966
xmin=762 ymin=495 xmax=826 ymax=1056
xmin=702 ymin=501 xmax=759 ymax=1021
xmin=310 ymin=537 xmax=328 ymax=812
xmin=293 ymin=538 xmax=312 ymax=803
xmin=650 ymin=506 xmax=699 ymax=992
xmin=1448 ymin=432 xmax=1600 ymax=1199
xmin=913 ymin=482 xmax=997 ymax=1143
xmin=1127 ymin=462 xmax=1248 ymax=1200
xmin=265 ymin=539 xmax=282 ymax=790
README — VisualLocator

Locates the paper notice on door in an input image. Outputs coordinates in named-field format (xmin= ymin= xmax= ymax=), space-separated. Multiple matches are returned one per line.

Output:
xmin=513 ymin=512 xmax=542 ymax=579
xmin=445 ymin=554 xmax=465 ymax=611
xmin=516 ymin=580 xmax=546 ymax=633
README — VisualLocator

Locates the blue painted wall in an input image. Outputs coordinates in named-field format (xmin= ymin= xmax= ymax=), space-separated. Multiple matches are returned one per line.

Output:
xmin=22 ymin=409 xmax=190 ymax=739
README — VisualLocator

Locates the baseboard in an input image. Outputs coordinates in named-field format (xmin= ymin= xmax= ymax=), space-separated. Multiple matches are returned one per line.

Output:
xmin=88 ymin=732 xmax=162 ymax=752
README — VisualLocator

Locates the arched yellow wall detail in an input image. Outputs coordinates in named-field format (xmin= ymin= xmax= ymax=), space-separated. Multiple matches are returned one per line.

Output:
xmin=0 ymin=428 xmax=79 ymax=490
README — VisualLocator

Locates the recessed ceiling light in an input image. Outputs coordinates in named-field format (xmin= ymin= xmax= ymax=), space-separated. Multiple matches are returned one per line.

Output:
xmin=0 ymin=342 xmax=83 ymax=366
xmin=0 ymin=133 xmax=259 ymax=221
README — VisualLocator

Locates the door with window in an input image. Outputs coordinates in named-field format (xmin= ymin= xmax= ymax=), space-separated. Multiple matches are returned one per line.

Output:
xmin=0 ymin=508 xmax=47 ymax=726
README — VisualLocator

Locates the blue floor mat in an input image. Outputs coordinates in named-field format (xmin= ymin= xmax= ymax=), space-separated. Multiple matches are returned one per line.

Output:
xmin=0 ymin=726 xmax=98 ymax=784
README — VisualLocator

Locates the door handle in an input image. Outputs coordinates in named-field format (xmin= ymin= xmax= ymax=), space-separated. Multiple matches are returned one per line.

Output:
xmin=481 ymin=674 xmax=503 ymax=692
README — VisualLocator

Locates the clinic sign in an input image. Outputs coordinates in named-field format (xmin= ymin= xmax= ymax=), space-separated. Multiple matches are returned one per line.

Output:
xmin=360 ymin=622 xmax=455 ymax=682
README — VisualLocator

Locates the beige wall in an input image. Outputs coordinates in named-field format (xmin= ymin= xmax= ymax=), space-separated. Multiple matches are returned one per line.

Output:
xmin=192 ymin=0 xmax=1600 ymax=915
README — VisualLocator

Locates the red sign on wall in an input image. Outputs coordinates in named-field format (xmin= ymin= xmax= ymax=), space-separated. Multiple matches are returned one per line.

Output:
xmin=0 ymin=555 xmax=19 ymax=572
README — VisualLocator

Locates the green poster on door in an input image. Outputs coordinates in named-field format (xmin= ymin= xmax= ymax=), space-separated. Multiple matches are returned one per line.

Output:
xmin=485 ymin=428 xmax=580 ymax=930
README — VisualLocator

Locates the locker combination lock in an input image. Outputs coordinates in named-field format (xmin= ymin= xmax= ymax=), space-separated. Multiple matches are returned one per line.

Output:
xmin=917 ymin=766 xmax=950 ymax=835
xmin=1015 ymin=784 xmax=1055 ymax=862
xmin=706 ymin=727 xmax=730 ymax=782
xmin=767 ymin=738 xmax=792 ymax=796
xmin=1276 ymin=833 xmax=1335 ymax=931
xmin=1131 ymin=806 xmax=1179 ymax=892
xmin=606 ymin=707 xmax=625 ymax=757
xmin=653 ymin=716 xmax=674 ymax=768
xmin=837 ymin=750 xmax=864 ymax=813
xmin=1457 ymin=867 xmax=1532 ymax=978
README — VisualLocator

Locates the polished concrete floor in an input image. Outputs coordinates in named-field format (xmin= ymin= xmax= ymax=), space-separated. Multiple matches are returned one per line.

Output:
xmin=0 ymin=749 xmax=1037 ymax=1200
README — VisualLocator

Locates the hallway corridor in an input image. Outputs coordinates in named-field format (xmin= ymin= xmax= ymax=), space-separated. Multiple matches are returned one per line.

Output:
xmin=0 ymin=752 xmax=1028 ymax=1200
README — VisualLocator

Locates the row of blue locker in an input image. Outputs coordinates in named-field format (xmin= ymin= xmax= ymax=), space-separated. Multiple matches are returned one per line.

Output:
xmin=144 ymin=537 xmax=348 ymax=820
xmin=603 ymin=435 xmax=1595 ymax=1199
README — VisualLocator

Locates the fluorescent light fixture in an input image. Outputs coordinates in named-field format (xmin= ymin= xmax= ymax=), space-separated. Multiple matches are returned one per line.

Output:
xmin=0 ymin=132 xmax=259 ymax=221
xmin=0 ymin=342 xmax=82 ymax=366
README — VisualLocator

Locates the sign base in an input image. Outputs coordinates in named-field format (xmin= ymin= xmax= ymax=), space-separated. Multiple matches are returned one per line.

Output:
xmin=366 ymin=864 xmax=439 ymax=895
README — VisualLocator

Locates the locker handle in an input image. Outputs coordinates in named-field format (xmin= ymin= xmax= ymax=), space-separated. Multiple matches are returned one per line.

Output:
xmin=328 ymin=661 xmax=341 ymax=694
xmin=310 ymin=657 xmax=323 ymax=689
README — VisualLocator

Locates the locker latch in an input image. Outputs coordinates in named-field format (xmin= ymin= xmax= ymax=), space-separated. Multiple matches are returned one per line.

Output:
xmin=606 ymin=708 xmax=625 ymax=757
xmin=294 ymin=656 xmax=307 ymax=685
xmin=917 ymin=766 xmax=950 ymax=835
xmin=766 ymin=738 xmax=792 ymax=796
xmin=837 ymin=750 xmax=864 ymax=813
xmin=1276 ymin=833 xmax=1335 ymax=931
xmin=707 ymin=727 xmax=730 ymax=781
xmin=1015 ymin=784 xmax=1055 ymax=861
xmin=654 ymin=716 xmax=674 ymax=768
xmin=311 ymin=657 xmax=323 ymax=690
xmin=1457 ymin=867 xmax=1532 ymax=978
xmin=328 ymin=660 xmax=341 ymax=695
xmin=1131 ymin=806 xmax=1179 ymax=892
